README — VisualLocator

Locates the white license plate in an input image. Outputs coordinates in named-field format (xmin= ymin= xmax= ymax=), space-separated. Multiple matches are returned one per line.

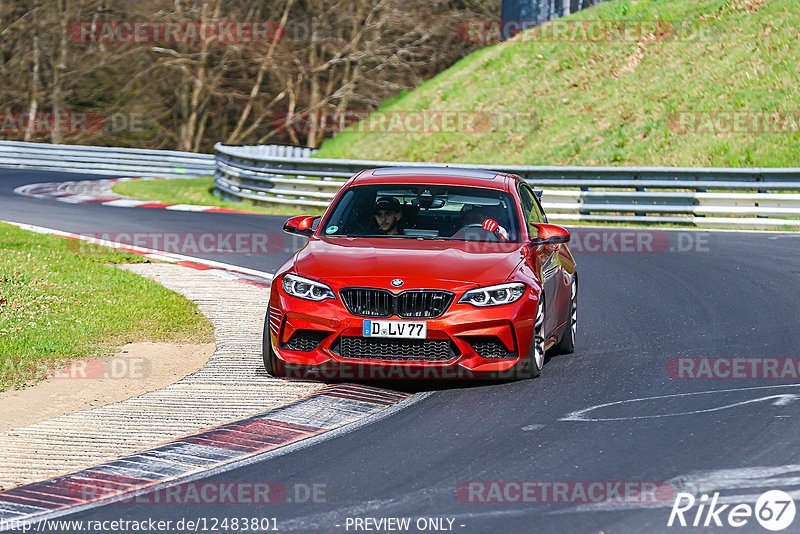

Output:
xmin=363 ymin=320 xmax=427 ymax=339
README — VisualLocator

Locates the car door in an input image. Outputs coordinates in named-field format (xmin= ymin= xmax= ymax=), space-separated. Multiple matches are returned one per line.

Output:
xmin=519 ymin=184 xmax=563 ymax=339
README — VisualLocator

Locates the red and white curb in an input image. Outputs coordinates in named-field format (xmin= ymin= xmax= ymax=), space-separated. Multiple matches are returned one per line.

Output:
xmin=14 ymin=177 xmax=263 ymax=215
xmin=2 ymin=221 xmax=273 ymax=287
xmin=0 ymin=385 xmax=415 ymax=527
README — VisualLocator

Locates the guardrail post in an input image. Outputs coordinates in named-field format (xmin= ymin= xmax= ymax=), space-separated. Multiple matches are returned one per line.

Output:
xmin=633 ymin=172 xmax=647 ymax=217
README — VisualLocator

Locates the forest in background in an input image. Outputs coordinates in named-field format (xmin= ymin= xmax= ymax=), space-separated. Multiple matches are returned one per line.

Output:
xmin=0 ymin=0 xmax=497 ymax=151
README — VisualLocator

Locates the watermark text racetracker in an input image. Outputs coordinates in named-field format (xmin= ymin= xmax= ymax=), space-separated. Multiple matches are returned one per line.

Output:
xmin=458 ymin=480 xmax=675 ymax=504
xmin=567 ymin=229 xmax=710 ymax=254
xmin=273 ymin=110 xmax=538 ymax=135
xmin=70 ymin=21 xmax=283 ymax=44
xmin=0 ymin=110 xmax=147 ymax=134
xmin=667 ymin=357 xmax=800 ymax=380
xmin=1 ymin=356 xmax=150 ymax=382
xmin=457 ymin=19 xmax=713 ymax=44
xmin=70 ymin=232 xmax=294 ymax=255
xmin=669 ymin=111 xmax=800 ymax=134
xmin=73 ymin=481 xmax=325 ymax=505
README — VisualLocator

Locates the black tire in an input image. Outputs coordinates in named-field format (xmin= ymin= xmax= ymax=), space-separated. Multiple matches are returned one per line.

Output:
xmin=262 ymin=313 xmax=286 ymax=378
xmin=518 ymin=297 xmax=545 ymax=379
xmin=554 ymin=275 xmax=577 ymax=355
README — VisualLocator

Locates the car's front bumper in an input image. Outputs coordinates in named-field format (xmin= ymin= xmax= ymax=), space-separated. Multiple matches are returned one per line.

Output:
xmin=268 ymin=282 xmax=539 ymax=379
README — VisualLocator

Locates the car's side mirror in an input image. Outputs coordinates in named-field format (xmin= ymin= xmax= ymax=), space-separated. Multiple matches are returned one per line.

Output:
xmin=530 ymin=223 xmax=570 ymax=246
xmin=283 ymin=215 xmax=320 ymax=237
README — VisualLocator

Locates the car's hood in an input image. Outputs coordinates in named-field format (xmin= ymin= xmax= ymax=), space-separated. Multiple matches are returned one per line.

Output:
xmin=293 ymin=236 xmax=527 ymax=289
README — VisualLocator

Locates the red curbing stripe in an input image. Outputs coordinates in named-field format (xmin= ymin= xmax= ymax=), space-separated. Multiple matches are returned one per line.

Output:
xmin=227 ymin=420 xmax=320 ymax=442
xmin=4 ymin=482 xmax=88 ymax=502
xmin=0 ymin=492 xmax=67 ymax=509
xmin=175 ymin=261 xmax=215 ymax=270
xmin=37 ymin=479 xmax=128 ymax=501
xmin=247 ymin=418 xmax=322 ymax=434
xmin=6 ymin=488 xmax=83 ymax=505
xmin=201 ymin=427 xmax=288 ymax=446
xmin=137 ymin=203 xmax=173 ymax=208
xmin=314 ymin=384 xmax=410 ymax=405
xmin=189 ymin=429 xmax=284 ymax=450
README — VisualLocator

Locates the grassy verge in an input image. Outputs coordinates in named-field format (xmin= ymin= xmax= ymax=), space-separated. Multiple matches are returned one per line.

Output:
xmin=316 ymin=0 xmax=800 ymax=167
xmin=0 ymin=222 xmax=214 ymax=391
xmin=111 ymin=176 xmax=322 ymax=216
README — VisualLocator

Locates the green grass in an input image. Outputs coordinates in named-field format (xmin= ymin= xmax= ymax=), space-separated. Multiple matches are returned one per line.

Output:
xmin=315 ymin=0 xmax=800 ymax=167
xmin=0 ymin=222 xmax=214 ymax=391
xmin=111 ymin=177 xmax=322 ymax=216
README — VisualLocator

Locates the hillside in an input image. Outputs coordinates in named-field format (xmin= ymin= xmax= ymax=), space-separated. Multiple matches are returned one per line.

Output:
xmin=315 ymin=0 xmax=800 ymax=167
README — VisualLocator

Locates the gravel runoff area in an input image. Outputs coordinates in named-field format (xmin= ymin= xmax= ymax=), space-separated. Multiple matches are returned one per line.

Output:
xmin=0 ymin=263 xmax=323 ymax=490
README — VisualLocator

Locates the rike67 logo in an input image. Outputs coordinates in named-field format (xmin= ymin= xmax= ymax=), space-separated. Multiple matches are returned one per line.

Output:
xmin=668 ymin=490 xmax=796 ymax=531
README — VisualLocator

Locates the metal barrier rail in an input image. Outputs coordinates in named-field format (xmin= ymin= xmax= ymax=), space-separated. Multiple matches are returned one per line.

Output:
xmin=0 ymin=140 xmax=215 ymax=178
xmin=3 ymin=140 xmax=796 ymax=229
xmin=214 ymin=143 xmax=800 ymax=229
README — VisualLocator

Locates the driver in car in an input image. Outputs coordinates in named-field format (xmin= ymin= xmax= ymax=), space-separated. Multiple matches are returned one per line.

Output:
xmin=374 ymin=196 xmax=403 ymax=235
xmin=461 ymin=205 xmax=509 ymax=241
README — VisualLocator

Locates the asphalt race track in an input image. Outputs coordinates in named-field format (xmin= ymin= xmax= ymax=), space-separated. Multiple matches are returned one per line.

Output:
xmin=3 ymin=168 xmax=800 ymax=533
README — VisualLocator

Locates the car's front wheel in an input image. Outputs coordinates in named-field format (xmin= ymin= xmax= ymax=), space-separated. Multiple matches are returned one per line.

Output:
xmin=555 ymin=275 xmax=577 ymax=354
xmin=519 ymin=297 xmax=545 ymax=379
xmin=262 ymin=315 xmax=286 ymax=378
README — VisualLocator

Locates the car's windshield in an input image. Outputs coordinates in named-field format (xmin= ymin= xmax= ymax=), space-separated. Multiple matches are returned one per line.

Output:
xmin=320 ymin=184 xmax=522 ymax=242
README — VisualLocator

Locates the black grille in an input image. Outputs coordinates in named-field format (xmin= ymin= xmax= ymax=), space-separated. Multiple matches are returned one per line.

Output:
xmin=340 ymin=289 xmax=394 ymax=317
xmin=334 ymin=336 xmax=456 ymax=362
xmin=280 ymin=330 xmax=329 ymax=352
xmin=340 ymin=288 xmax=454 ymax=318
xmin=467 ymin=336 xmax=517 ymax=359
xmin=397 ymin=291 xmax=453 ymax=318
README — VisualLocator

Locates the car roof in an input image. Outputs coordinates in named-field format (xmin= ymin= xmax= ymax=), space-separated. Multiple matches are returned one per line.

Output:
xmin=351 ymin=167 xmax=519 ymax=190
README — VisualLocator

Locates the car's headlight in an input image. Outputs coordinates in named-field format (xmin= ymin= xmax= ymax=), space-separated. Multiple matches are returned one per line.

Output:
xmin=459 ymin=282 xmax=526 ymax=307
xmin=282 ymin=274 xmax=336 ymax=301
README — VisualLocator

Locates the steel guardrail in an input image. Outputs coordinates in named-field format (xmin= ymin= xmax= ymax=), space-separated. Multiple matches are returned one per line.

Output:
xmin=0 ymin=140 xmax=215 ymax=178
xmin=213 ymin=143 xmax=800 ymax=229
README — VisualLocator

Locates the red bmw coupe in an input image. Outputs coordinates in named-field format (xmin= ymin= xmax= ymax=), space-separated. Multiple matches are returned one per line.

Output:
xmin=264 ymin=167 xmax=577 ymax=380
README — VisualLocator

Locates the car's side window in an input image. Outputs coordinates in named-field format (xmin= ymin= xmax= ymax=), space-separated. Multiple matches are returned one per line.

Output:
xmin=519 ymin=184 xmax=545 ymax=227
xmin=518 ymin=185 xmax=533 ymax=222
xmin=532 ymin=194 xmax=547 ymax=224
